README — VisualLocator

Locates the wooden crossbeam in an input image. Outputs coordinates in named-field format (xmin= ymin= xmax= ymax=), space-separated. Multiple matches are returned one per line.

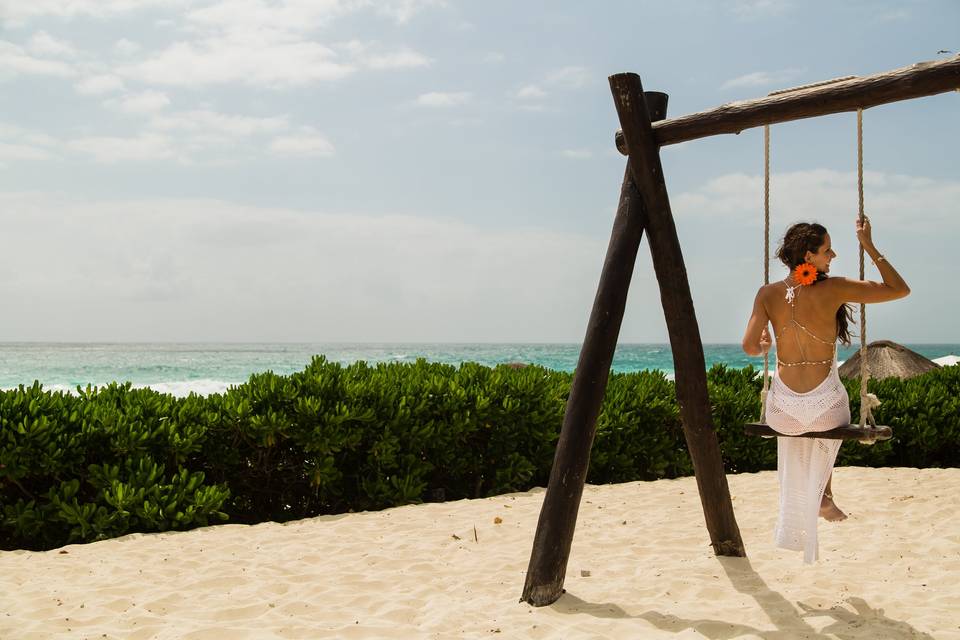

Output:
xmin=615 ymin=55 xmax=960 ymax=153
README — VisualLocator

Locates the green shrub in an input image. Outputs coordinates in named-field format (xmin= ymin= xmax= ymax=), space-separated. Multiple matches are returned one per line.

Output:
xmin=591 ymin=370 xmax=688 ymax=482
xmin=708 ymin=364 xmax=778 ymax=474
xmin=0 ymin=382 xmax=229 ymax=550
xmin=2 ymin=357 xmax=957 ymax=550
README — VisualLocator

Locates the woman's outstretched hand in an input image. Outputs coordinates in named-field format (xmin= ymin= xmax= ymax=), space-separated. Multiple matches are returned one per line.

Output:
xmin=855 ymin=214 xmax=874 ymax=249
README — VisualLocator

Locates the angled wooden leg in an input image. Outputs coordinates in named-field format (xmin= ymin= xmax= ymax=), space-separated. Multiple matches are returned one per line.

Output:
xmin=519 ymin=94 xmax=667 ymax=607
xmin=610 ymin=72 xmax=745 ymax=558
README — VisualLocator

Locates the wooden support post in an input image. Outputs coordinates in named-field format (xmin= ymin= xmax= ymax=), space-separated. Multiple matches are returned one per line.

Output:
xmin=519 ymin=92 xmax=668 ymax=608
xmin=610 ymin=72 xmax=746 ymax=558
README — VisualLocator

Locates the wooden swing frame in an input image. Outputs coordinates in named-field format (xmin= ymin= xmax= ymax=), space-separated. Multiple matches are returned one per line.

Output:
xmin=521 ymin=56 xmax=960 ymax=607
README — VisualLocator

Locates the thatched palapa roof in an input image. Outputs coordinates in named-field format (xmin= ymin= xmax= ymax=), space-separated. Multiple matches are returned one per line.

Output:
xmin=838 ymin=340 xmax=940 ymax=380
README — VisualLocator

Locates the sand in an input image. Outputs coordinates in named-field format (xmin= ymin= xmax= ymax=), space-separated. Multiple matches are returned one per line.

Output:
xmin=1 ymin=466 xmax=958 ymax=639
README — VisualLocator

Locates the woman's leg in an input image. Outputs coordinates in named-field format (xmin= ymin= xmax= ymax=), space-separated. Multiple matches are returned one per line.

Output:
xmin=820 ymin=473 xmax=848 ymax=521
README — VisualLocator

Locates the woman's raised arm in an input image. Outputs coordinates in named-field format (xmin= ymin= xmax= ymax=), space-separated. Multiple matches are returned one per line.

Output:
xmin=828 ymin=216 xmax=910 ymax=304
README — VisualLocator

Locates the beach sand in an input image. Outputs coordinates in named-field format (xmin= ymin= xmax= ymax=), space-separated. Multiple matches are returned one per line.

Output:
xmin=1 ymin=466 xmax=957 ymax=639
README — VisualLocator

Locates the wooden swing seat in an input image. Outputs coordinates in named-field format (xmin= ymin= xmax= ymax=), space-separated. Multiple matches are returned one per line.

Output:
xmin=744 ymin=422 xmax=892 ymax=441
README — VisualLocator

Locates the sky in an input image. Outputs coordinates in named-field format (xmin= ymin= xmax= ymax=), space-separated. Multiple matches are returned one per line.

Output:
xmin=0 ymin=0 xmax=957 ymax=343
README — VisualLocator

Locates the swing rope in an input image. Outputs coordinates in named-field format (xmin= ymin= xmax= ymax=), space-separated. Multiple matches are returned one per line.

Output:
xmin=856 ymin=109 xmax=881 ymax=436
xmin=759 ymin=124 xmax=771 ymax=423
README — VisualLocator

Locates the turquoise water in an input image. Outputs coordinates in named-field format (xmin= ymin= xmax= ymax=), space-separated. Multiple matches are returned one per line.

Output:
xmin=1 ymin=343 xmax=957 ymax=396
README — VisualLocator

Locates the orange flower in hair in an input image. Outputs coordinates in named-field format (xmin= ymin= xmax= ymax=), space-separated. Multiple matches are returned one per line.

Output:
xmin=793 ymin=262 xmax=818 ymax=286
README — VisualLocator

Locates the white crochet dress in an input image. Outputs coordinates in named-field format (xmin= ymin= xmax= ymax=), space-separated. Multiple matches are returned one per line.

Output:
xmin=766 ymin=356 xmax=848 ymax=563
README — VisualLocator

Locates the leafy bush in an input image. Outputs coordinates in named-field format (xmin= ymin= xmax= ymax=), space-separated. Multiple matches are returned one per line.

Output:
xmin=2 ymin=357 xmax=957 ymax=550
xmin=0 ymin=382 xmax=229 ymax=550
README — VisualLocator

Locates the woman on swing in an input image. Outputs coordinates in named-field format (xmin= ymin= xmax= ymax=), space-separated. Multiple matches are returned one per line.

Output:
xmin=742 ymin=216 xmax=909 ymax=562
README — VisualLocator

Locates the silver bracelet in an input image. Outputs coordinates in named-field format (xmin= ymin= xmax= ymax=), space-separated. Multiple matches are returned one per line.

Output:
xmin=872 ymin=254 xmax=886 ymax=265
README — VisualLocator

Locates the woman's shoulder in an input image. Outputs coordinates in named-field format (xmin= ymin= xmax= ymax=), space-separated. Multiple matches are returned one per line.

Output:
xmin=756 ymin=281 xmax=785 ymax=308
xmin=816 ymin=276 xmax=854 ymax=295
xmin=758 ymin=281 xmax=786 ymax=297
xmin=811 ymin=276 xmax=852 ymax=307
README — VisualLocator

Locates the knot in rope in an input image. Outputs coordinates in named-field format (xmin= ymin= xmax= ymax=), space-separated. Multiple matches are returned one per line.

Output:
xmin=857 ymin=391 xmax=882 ymax=444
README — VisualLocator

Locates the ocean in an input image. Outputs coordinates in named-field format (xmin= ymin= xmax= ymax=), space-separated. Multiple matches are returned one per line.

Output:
xmin=1 ymin=343 xmax=958 ymax=397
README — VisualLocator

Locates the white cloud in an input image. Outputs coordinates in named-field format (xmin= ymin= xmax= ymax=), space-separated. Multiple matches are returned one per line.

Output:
xmin=512 ymin=65 xmax=590 ymax=106
xmin=6 ymin=107 xmax=311 ymax=165
xmin=74 ymin=73 xmax=125 ymax=94
xmin=482 ymin=51 xmax=505 ymax=64
xmin=67 ymin=133 xmax=178 ymax=163
xmin=673 ymin=172 xmax=759 ymax=218
xmin=0 ymin=0 xmax=187 ymax=27
xmin=0 ymin=0 xmax=443 ymax=29
xmin=361 ymin=47 xmax=431 ymax=70
xmin=149 ymin=109 xmax=288 ymax=136
xmin=181 ymin=0 xmax=442 ymax=39
xmin=179 ymin=0 xmax=441 ymax=38
xmin=5 ymin=3 xmax=435 ymax=89
xmin=0 ymin=124 xmax=59 ymax=168
xmin=27 ymin=31 xmax=77 ymax=57
xmin=124 ymin=38 xmax=355 ymax=88
xmin=720 ymin=68 xmax=804 ymax=90
xmin=544 ymin=65 xmax=590 ymax=89
xmin=106 ymin=89 xmax=171 ymax=113
xmin=516 ymin=85 xmax=546 ymax=100
xmin=0 ymin=123 xmax=59 ymax=147
xmin=184 ymin=0 xmax=352 ymax=34
xmin=336 ymin=40 xmax=432 ymax=70
xmin=673 ymin=169 xmax=960 ymax=232
xmin=730 ymin=0 xmax=792 ymax=19
xmin=0 ymin=40 xmax=74 ymax=78
xmin=415 ymin=91 xmax=471 ymax=107
xmin=113 ymin=38 xmax=142 ymax=56
xmin=375 ymin=0 xmax=447 ymax=24
xmin=561 ymin=149 xmax=593 ymax=159
xmin=0 ymin=192 xmax=604 ymax=342
xmin=269 ymin=130 xmax=335 ymax=157
xmin=874 ymin=9 xmax=910 ymax=22
xmin=0 ymin=142 xmax=53 ymax=164
xmin=124 ymin=3 xmax=436 ymax=88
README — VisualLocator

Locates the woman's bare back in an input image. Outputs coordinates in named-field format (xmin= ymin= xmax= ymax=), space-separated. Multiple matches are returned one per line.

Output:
xmin=742 ymin=217 xmax=910 ymax=394
xmin=761 ymin=280 xmax=840 ymax=393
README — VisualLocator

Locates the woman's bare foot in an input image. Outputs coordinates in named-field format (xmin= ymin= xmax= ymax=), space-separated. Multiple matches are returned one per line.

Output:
xmin=820 ymin=493 xmax=847 ymax=521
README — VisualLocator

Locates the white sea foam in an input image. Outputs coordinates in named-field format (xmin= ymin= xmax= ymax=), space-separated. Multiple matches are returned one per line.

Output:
xmin=137 ymin=380 xmax=237 ymax=397
xmin=3 ymin=353 xmax=955 ymax=399
xmin=3 ymin=380 xmax=238 ymax=397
